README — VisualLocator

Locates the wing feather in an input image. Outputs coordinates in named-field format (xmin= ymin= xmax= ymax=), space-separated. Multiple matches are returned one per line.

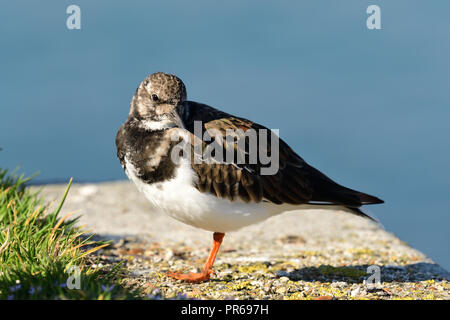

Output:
xmin=178 ymin=101 xmax=383 ymax=209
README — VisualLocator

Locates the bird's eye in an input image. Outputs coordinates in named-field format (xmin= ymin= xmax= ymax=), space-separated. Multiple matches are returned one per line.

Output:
xmin=151 ymin=94 xmax=159 ymax=101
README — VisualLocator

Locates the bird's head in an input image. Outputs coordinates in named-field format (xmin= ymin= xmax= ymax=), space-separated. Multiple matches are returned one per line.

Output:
xmin=129 ymin=72 xmax=187 ymax=129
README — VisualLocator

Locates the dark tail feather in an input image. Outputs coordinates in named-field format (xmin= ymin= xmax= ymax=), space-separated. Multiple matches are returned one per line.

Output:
xmin=305 ymin=164 xmax=384 ymax=207
xmin=357 ymin=192 xmax=384 ymax=205
xmin=344 ymin=191 xmax=383 ymax=222
xmin=302 ymin=164 xmax=384 ymax=220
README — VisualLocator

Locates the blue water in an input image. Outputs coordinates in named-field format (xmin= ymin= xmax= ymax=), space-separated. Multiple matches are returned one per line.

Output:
xmin=1 ymin=1 xmax=449 ymax=270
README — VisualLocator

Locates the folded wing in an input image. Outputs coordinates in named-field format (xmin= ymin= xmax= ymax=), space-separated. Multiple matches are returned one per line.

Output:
xmin=178 ymin=101 xmax=383 ymax=218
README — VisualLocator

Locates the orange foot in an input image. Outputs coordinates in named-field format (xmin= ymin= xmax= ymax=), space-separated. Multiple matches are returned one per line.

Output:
xmin=166 ymin=232 xmax=225 ymax=284
xmin=167 ymin=268 xmax=213 ymax=283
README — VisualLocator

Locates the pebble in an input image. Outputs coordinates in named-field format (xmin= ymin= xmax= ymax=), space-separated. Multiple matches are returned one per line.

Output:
xmin=164 ymin=250 xmax=174 ymax=260
xmin=275 ymin=287 xmax=287 ymax=294
xmin=263 ymin=285 xmax=272 ymax=292
xmin=350 ymin=287 xmax=360 ymax=297
xmin=332 ymin=281 xmax=347 ymax=288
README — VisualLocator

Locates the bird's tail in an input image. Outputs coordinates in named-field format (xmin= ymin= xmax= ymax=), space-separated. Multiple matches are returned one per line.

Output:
xmin=340 ymin=189 xmax=384 ymax=222
xmin=356 ymin=191 xmax=384 ymax=205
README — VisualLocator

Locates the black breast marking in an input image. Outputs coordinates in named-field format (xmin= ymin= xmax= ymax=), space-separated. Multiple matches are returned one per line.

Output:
xmin=116 ymin=120 xmax=179 ymax=184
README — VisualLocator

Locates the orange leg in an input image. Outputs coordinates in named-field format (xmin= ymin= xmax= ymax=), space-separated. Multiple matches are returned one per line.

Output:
xmin=167 ymin=232 xmax=225 ymax=283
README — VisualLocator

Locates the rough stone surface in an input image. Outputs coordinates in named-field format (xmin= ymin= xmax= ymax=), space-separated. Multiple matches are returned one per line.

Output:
xmin=33 ymin=181 xmax=450 ymax=300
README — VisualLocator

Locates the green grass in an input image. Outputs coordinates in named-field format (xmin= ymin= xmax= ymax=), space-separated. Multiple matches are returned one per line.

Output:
xmin=0 ymin=168 xmax=142 ymax=299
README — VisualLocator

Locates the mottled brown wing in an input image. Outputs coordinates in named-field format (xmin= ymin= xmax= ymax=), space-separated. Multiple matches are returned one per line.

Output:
xmin=179 ymin=101 xmax=314 ymax=204
xmin=179 ymin=101 xmax=384 ymax=209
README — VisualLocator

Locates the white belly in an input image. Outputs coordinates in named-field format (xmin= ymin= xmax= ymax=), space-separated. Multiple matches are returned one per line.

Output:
xmin=124 ymin=157 xmax=293 ymax=232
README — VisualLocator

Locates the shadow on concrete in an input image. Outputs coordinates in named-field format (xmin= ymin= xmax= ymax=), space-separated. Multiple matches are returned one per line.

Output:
xmin=279 ymin=263 xmax=449 ymax=283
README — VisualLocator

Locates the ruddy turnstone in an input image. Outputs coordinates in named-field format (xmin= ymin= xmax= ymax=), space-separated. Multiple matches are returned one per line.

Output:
xmin=116 ymin=72 xmax=384 ymax=283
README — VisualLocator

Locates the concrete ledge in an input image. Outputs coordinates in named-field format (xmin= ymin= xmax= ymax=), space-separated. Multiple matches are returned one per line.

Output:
xmin=34 ymin=181 xmax=450 ymax=300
